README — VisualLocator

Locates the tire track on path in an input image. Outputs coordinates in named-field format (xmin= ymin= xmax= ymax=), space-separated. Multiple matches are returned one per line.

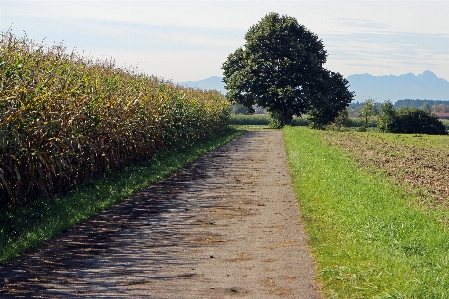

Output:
xmin=1 ymin=130 xmax=321 ymax=298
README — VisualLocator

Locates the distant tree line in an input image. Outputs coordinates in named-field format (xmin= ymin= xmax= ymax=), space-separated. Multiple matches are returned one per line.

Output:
xmin=350 ymin=99 xmax=449 ymax=115
xmin=394 ymin=99 xmax=449 ymax=110
xmin=354 ymin=99 xmax=447 ymax=135
xmin=349 ymin=101 xmax=380 ymax=115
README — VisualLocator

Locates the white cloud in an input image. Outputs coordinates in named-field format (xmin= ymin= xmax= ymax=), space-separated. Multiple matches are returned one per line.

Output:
xmin=338 ymin=18 xmax=390 ymax=29
xmin=86 ymin=48 xmax=227 ymax=81
xmin=2 ymin=0 xmax=449 ymax=81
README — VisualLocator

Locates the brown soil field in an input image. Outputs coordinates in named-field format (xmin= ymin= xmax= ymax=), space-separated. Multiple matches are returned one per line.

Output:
xmin=320 ymin=131 xmax=449 ymax=206
xmin=0 ymin=130 xmax=321 ymax=298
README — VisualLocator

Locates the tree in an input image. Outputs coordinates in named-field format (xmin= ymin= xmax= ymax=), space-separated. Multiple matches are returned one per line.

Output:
xmin=432 ymin=103 xmax=449 ymax=113
xmin=419 ymin=101 xmax=431 ymax=112
xmin=359 ymin=98 xmax=378 ymax=131
xmin=326 ymin=108 xmax=350 ymax=131
xmin=307 ymin=70 xmax=355 ymax=129
xmin=388 ymin=108 xmax=447 ymax=135
xmin=378 ymin=100 xmax=396 ymax=132
xmin=222 ymin=12 xmax=353 ymax=127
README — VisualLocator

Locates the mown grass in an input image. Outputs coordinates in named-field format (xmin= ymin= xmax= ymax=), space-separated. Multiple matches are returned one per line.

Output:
xmin=283 ymin=127 xmax=449 ymax=298
xmin=0 ymin=129 xmax=244 ymax=264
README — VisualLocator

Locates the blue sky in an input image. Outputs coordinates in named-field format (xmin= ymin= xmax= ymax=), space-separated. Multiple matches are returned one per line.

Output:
xmin=1 ymin=1 xmax=449 ymax=82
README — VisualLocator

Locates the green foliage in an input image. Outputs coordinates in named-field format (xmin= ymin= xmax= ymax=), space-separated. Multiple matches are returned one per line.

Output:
xmin=268 ymin=111 xmax=284 ymax=129
xmin=306 ymin=71 xmax=354 ymax=129
xmin=377 ymin=100 xmax=396 ymax=132
xmin=229 ymin=114 xmax=309 ymax=127
xmin=394 ymin=99 xmax=449 ymax=110
xmin=419 ymin=101 xmax=431 ymax=112
xmin=359 ymin=98 xmax=378 ymax=131
xmin=283 ymin=127 xmax=449 ymax=298
xmin=292 ymin=117 xmax=310 ymax=127
xmin=432 ymin=103 xmax=449 ymax=113
xmin=441 ymin=119 xmax=449 ymax=130
xmin=222 ymin=13 xmax=353 ymax=127
xmin=344 ymin=117 xmax=366 ymax=128
xmin=325 ymin=109 xmax=350 ymax=131
xmin=230 ymin=114 xmax=270 ymax=125
xmin=388 ymin=108 xmax=447 ymax=135
xmin=0 ymin=31 xmax=230 ymax=205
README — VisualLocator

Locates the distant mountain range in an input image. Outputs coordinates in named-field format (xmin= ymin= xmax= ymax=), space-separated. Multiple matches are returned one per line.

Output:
xmin=347 ymin=71 xmax=449 ymax=102
xmin=177 ymin=76 xmax=226 ymax=94
xmin=178 ymin=71 xmax=449 ymax=103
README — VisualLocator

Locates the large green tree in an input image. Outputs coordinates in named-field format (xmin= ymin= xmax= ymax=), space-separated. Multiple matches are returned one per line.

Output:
xmin=222 ymin=12 xmax=354 ymax=127
xmin=307 ymin=70 xmax=355 ymax=129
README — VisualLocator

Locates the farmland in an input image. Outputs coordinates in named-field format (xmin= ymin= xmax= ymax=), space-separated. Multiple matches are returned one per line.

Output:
xmin=0 ymin=31 xmax=230 ymax=205
xmin=230 ymin=113 xmax=447 ymax=129
xmin=321 ymin=131 xmax=449 ymax=205
xmin=0 ymin=31 xmax=234 ymax=263
xmin=284 ymin=127 xmax=449 ymax=298
xmin=230 ymin=114 xmax=309 ymax=126
xmin=3 ymin=28 xmax=449 ymax=297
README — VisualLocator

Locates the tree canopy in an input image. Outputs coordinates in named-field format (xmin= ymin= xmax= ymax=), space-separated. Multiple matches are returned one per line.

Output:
xmin=222 ymin=12 xmax=354 ymax=127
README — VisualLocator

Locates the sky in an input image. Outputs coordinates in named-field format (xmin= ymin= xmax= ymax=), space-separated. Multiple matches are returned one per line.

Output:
xmin=1 ymin=0 xmax=449 ymax=82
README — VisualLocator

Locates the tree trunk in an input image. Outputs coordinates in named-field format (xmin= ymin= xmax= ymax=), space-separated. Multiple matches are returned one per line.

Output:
xmin=280 ymin=108 xmax=293 ymax=126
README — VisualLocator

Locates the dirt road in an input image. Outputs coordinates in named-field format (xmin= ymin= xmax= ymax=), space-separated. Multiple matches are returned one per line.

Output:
xmin=0 ymin=130 xmax=321 ymax=298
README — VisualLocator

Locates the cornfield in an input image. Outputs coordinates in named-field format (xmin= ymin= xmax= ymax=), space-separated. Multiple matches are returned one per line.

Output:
xmin=0 ymin=31 xmax=230 ymax=206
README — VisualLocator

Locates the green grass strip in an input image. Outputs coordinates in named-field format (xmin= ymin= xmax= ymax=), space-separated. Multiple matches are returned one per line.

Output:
xmin=0 ymin=129 xmax=244 ymax=264
xmin=230 ymin=114 xmax=271 ymax=125
xmin=283 ymin=127 xmax=449 ymax=298
xmin=230 ymin=114 xmax=310 ymax=126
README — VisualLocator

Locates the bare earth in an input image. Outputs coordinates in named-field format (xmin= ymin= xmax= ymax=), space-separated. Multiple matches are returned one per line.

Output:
xmin=0 ymin=130 xmax=321 ymax=298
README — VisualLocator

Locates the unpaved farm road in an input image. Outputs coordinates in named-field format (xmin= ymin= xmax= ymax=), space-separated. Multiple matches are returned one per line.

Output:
xmin=0 ymin=131 xmax=321 ymax=298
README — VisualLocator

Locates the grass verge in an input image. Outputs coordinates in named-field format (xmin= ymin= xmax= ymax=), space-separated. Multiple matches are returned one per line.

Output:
xmin=0 ymin=129 xmax=244 ymax=264
xmin=283 ymin=127 xmax=449 ymax=298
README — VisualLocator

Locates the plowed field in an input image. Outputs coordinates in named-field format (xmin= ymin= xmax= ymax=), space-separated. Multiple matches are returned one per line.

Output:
xmin=319 ymin=131 xmax=449 ymax=205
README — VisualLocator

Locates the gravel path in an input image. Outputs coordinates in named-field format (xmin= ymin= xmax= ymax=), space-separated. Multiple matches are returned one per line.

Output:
xmin=0 ymin=130 xmax=321 ymax=298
